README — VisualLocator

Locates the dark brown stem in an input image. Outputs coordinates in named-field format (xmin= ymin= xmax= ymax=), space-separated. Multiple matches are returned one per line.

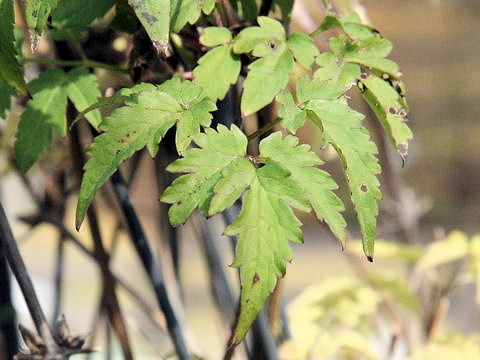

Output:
xmin=0 ymin=202 xmax=58 ymax=353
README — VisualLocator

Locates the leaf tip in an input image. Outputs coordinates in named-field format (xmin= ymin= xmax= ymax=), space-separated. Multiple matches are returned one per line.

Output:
xmin=367 ymin=255 xmax=374 ymax=263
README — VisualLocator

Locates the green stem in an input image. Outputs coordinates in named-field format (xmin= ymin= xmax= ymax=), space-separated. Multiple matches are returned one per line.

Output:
xmin=247 ymin=117 xmax=282 ymax=141
xmin=24 ymin=57 xmax=129 ymax=74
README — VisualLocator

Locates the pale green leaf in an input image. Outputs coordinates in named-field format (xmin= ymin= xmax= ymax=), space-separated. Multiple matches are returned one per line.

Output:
xmin=308 ymin=99 xmax=380 ymax=259
xmin=226 ymin=161 xmax=305 ymax=344
xmin=128 ymin=0 xmax=170 ymax=55
xmin=72 ymin=83 xmax=156 ymax=125
xmin=200 ymin=27 xmax=232 ymax=47
xmin=314 ymin=52 xmax=360 ymax=89
xmin=277 ymin=90 xmax=306 ymax=134
xmin=15 ymin=69 xmax=69 ymax=173
xmin=296 ymin=76 xmax=344 ymax=103
xmin=193 ymin=44 xmax=241 ymax=101
xmin=0 ymin=0 xmax=28 ymax=95
xmin=233 ymin=16 xmax=286 ymax=54
xmin=241 ymin=42 xmax=294 ymax=115
xmin=286 ymin=33 xmax=319 ymax=69
xmin=67 ymin=68 xmax=101 ymax=128
xmin=50 ymin=0 xmax=111 ymax=40
xmin=260 ymin=132 xmax=346 ymax=247
xmin=361 ymin=75 xmax=412 ymax=159
xmin=366 ymin=274 xmax=421 ymax=314
xmin=415 ymin=231 xmax=469 ymax=273
xmin=76 ymin=80 xmax=215 ymax=229
xmin=161 ymin=125 xmax=249 ymax=225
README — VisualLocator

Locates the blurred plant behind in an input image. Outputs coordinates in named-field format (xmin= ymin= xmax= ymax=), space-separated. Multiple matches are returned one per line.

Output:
xmin=0 ymin=0 xmax=479 ymax=359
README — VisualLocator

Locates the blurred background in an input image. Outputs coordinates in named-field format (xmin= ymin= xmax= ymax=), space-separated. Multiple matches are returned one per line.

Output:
xmin=1 ymin=0 xmax=480 ymax=359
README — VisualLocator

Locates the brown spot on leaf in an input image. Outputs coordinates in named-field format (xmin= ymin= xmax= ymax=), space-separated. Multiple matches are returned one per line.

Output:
xmin=360 ymin=183 xmax=368 ymax=193
xmin=115 ymin=150 xmax=121 ymax=155
xmin=252 ymin=273 xmax=260 ymax=285
xmin=118 ymin=139 xmax=125 ymax=143
xmin=388 ymin=107 xmax=396 ymax=114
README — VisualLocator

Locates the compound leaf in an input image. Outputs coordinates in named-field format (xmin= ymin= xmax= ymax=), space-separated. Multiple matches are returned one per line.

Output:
xmin=128 ymin=0 xmax=170 ymax=55
xmin=15 ymin=68 xmax=69 ymax=173
xmin=226 ymin=160 xmax=305 ymax=344
xmin=260 ymin=132 xmax=346 ymax=247
xmin=194 ymin=29 xmax=241 ymax=101
xmin=67 ymin=67 xmax=101 ymax=128
xmin=0 ymin=0 xmax=28 ymax=95
xmin=161 ymin=125 xmax=249 ymax=225
xmin=308 ymin=99 xmax=380 ymax=259
xmin=76 ymin=79 xmax=216 ymax=229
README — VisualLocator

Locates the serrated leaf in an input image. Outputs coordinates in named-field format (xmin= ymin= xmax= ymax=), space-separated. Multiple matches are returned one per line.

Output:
xmin=67 ymin=68 xmax=101 ymax=128
xmin=25 ymin=0 xmax=58 ymax=38
xmin=312 ymin=12 xmax=376 ymax=40
xmin=307 ymin=99 xmax=380 ymax=259
xmin=50 ymin=0 xmax=111 ymax=40
xmin=0 ymin=78 xmax=14 ymax=118
xmin=128 ymin=0 xmax=170 ymax=55
xmin=277 ymin=90 xmax=306 ymax=133
xmin=200 ymin=27 xmax=232 ymax=47
xmin=415 ymin=231 xmax=469 ymax=273
xmin=260 ymin=132 xmax=347 ymax=246
xmin=193 ymin=43 xmax=241 ymax=101
xmin=311 ymin=14 xmax=344 ymax=37
xmin=286 ymin=33 xmax=319 ymax=69
xmin=170 ymin=0 xmax=214 ymax=32
xmin=161 ymin=125 xmax=249 ymax=225
xmin=73 ymin=83 xmax=156 ymax=125
xmin=241 ymin=40 xmax=293 ymax=115
xmin=0 ymin=0 xmax=28 ymax=95
xmin=15 ymin=69 xmax=69 ymax=173
xmin=226 ymin=160 xmax=305 ymax=344
xmin=76 ymin=79 xmax=216 ymax=229
xmin=361 ymin=75 xmax=412 ymax=159
xmin=314 ymin=52 xmax=360 ymax=89
xmin=233 ymin=16 xmax=286 ymax=54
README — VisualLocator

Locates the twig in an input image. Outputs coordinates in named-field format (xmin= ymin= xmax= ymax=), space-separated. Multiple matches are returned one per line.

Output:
xmin=0 ymin=202 xmax=59 ymax=353
xmin=110 ymin=171 xmax=192 ymax=360
xmin=247 ymin=118 xmax=282 ymax=141
xmin=24 ymin=57 xmax=129 ymax=74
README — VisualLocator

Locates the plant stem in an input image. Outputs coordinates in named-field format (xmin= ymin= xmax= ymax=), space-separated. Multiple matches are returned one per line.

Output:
xmin=0 ymin=202 xmax=59 ymax=353
xmin=247 ymin=117 xmax=282 ymax=141
xmin=110 ymin=171 xmax=192 ymax=360
xmin=24 ymin=57 xmax=129 ymax=74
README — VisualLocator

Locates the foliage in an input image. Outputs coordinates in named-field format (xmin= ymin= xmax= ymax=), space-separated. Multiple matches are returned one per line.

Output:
xmin=281 ymin=231 xmax=480 ymax=359
xmin=0 ymin=0 xmax=413 ymax=352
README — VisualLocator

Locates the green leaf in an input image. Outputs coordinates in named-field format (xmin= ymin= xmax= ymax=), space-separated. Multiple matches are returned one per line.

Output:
xmin=200 ymin=27 xmax=232 ymax=47
xmin=312 ymin=12 xmax=377 ymax=40
xmin=66 ymin=68 xmax=101 ymax=128
xmin=128 ymin=0 xmax=170 ymax=55
xmin=25 ymin=0 xmax=58 ymax=38
xmin=273 ymin=0 xmax=294 ymax=23
xmin=50 ymin=0 xmax=111 ymax=40
xmin=0 ymin=0 xmax=28 ymax=95
xmin=307 ymin=99 xmax=380 ymax=259
xmin=239 ymin=0 xmax=257 ymax=21
xmin=233 ymin=16 xmax=286 ymax=54
xmin=0 ymin=78 xmax=14 ymax=118
xmin=170 ymin=0 xmax=215 ymax=32
xmin=277 ymin=90 xmax=306 ymax=133
xmin=161 ymin=125 xmax=249 ymax=225
xmin=226 ymin=160 xmax=306 ymax=344
xmin=76 ymin=79 xmax=216 ymax=229
xmin=194 ymin=29 xmax=241 ymax=101
xmin=286 ymin=33 xmax=319 ymax=69
xmin=360 ymin=75 xmax=412 ymax=159
xmin=15 ymin=69 xmax=69 ymax=173
xmin=260 ymin=132 xmax=347 ymax=247
xmin=72 ymin=83 xmax=156 ymax=126
xmin=415 ymin=231 xmax=469 ymax=273
xmin=314 ymin=52 xmax=360 ymax=89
